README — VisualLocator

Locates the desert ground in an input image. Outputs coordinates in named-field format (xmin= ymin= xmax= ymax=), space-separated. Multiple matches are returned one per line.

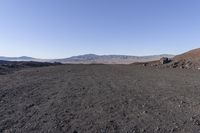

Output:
xmin=1 ymin=64 xmax=200 ymax=133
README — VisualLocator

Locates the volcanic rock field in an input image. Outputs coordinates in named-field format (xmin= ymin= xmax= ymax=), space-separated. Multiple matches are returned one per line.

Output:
xmin=1 ymin=64 xmax=200 ymax=133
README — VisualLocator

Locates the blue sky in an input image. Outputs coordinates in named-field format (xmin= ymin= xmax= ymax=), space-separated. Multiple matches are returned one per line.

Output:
xmin=0 ymin=0 xmax=200 ymax=58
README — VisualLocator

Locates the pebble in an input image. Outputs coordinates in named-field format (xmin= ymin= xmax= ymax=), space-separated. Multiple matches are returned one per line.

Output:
xmin=73 ymin=130 xmax=78 ymax=133
xmin=195 ymin=120 xmax=200 ymax=126
xmin=180 ymin=100 xmax=185 ymax=104
xmin=171 ymin=128 xmax=177 ymax=132
xmin=155 ymin=127 xmax=161 ymax=131
xmin=142 ymin=104 xmax=146 ymax=107
xmin=141 ymin=128 xmax=146 ymax=132
xmin=143 ymin=111 xmax=148 ymax=114
xmin=190 ymin=117 xmax=195 ymax=121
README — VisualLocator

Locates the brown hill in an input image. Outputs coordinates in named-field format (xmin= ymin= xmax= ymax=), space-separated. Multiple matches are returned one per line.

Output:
xmin=170 ymin=48 xmax=200 ymax=69
xmin=133 ymin=48 xmax=200 ymax=69
xmin=174 ymin=48 xmax=200 ymax=61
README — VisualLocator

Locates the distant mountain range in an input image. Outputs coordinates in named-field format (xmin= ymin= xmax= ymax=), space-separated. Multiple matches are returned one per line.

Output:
xmin=2 ymin=48 xmax=200 ymax=68
xmin=52 ymin=54 xmax=174 ymax=64
xmin=0 ymin=56 xmax=50 ymax=62
xmin=0 ymin=54 xmax=174 ymax=64
xmin=0 ymin=56 xmax=35 ymax=61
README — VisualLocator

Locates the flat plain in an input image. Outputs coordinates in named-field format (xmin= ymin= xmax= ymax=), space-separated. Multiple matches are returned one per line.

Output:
xmin=1 ymin=64 xmax=200 ymax=133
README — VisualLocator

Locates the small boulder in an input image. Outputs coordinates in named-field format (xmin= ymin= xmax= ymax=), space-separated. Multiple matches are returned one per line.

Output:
xmin=160 ymin=57 xmax=170 ymax=64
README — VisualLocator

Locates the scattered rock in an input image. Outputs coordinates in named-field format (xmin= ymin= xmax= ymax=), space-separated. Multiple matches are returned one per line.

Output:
xmin=160 ymin=57 xmax=170 ymax=64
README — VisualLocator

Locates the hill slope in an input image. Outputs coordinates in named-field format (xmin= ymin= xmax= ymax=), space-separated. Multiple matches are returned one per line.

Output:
xmin=135 ymin=48 xmax=200 ymax=69
xmin=173 ymin=48 xmax=200 ymax=61
xmin=170 ymin=48 xmax=200 ymax=69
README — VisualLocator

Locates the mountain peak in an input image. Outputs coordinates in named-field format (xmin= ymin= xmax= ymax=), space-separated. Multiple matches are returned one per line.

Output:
xmin=19 ymin=56 xmax=34 ymax=59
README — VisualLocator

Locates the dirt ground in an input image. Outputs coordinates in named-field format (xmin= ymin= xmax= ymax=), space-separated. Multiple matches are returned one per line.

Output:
xmin=1 ymin=64 xmax=200 ymax=133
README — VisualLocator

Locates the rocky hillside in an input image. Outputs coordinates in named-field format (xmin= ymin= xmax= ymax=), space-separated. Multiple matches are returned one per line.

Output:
xmin=174 ymin=48 xmax=200 ymax=61
xmin=170 ymin=48 xmax=200 ymax=69
xmin=135 ymin=48 xmax=200 ymax=69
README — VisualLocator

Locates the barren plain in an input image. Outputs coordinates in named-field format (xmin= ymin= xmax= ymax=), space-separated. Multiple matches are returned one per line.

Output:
xmin=1 ymin=64 xmax=200 ymax=133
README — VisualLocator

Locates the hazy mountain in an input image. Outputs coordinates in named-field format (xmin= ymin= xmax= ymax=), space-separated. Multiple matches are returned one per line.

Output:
xmin=53 ymin=54 xmax=174 ymax=64
xmin=0 ymin=56 xmax=35 ymax=61
xmin=0 ymin=54 xmax=174 ymax=64
xmin=0 ymin=56 xmax=50 ymax=62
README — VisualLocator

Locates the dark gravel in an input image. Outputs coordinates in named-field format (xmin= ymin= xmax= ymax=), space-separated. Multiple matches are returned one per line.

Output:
xmin=1 ymin=64 xmax=200 ymax=133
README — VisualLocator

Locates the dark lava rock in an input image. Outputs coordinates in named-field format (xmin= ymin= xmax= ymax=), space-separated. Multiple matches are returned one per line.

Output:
xmin=160 ymin=57 xmax=171 ymax=64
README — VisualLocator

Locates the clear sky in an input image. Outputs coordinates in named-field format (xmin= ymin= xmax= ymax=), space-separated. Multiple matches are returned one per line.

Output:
xmin=0 ymin=0 xmax=200 ymax=58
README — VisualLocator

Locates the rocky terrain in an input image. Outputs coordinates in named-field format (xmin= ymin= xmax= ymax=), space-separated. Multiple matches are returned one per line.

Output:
xmin=135 ymin=48 xmax=200 ymax=70
xmin=1 ymin=64 xmax=200 ymax=132
xmin=1 ymin=48 xmax=200 ymax=132
xmin=0 ymin=61 xmax=61 ymax=75
xmin=171 ymin=48 xmax=200 ymax=69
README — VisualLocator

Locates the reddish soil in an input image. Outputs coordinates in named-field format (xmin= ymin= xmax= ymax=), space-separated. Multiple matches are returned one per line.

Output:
xmin=174 ymin=48 xmax=200 ymax=61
